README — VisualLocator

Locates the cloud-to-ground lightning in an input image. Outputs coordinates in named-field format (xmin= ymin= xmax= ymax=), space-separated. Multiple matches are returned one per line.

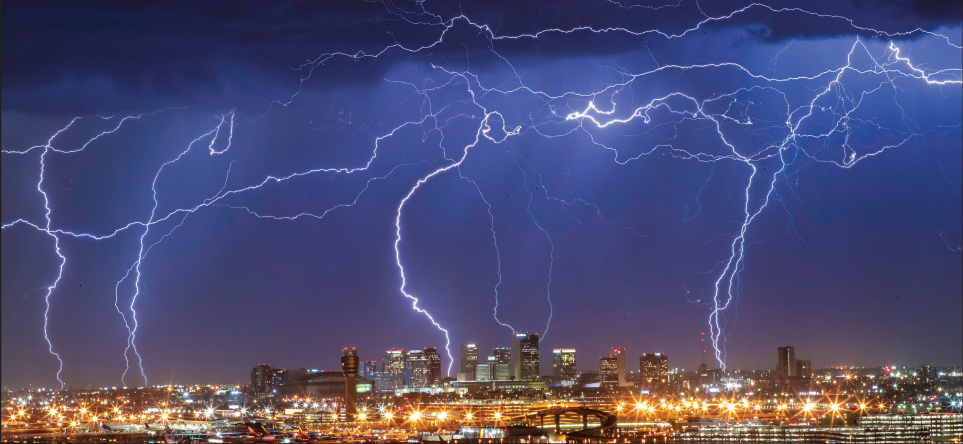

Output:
xmin=2 ymin=2 xmax=959 ymax=385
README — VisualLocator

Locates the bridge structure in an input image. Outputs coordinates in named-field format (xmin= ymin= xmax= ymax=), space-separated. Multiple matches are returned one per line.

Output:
xmin=512 ymin=405 xmax=619 ymax=442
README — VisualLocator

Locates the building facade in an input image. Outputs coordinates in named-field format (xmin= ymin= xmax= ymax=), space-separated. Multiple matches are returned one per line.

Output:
xmin=461 ymin=344 xmax=478 ymax=375
xmin=795 ymin=359 xmax=812 ymax=379
xmin=493 ymin=347 xmax=511 ymax=365
xmin=424 ymin=347 xmax=442 ymax=386
xmin=251 ymin=364 xmax=273 ymax=396
xmin=640 ymin=353 xmax=668 ymax=386
xmin=553 ymin=349 xmax=577 ymax=384
xmin=514 ymin=333 xmax=540 ymax=380
xmin=383 ymin=349 xmax=407 ymax=391
xmin=407 ymin=350 xmax=428 ymax=388
xmin=777 ymin=346 xmax=796 ymax=378
xmin=608 ymin=347 xmax=629 ymax=387
xmin=362 ymin=361 xmax=379 ymax=380
xmin=599 ymin=357 xmax=619 ymax=388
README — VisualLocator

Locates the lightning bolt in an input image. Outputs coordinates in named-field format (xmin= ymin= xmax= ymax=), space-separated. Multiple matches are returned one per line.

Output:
xmin=2 ymin=2 xmax=960 ymax=385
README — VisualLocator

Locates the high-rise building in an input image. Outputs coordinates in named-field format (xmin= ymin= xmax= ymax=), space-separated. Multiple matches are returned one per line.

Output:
xmin=476 ymin=361 xmax=492 ymax=381
xmin=362 ymin=361 xmax=380 ymax=379
xmin=608 ymin=347 xmax=629 ymax=387
xmin=777 ymin=346 xmax=796 ymax=379
xmin=251 ymin=364 xmax=273 ymax=395
xmin=553 ymin=349 xmax=577 ymax=384
xmin=384 ymin=349 xmax=407 ymax=391
xmin=919 ymin=365 xmax=935 ymax=383
xmin=795 ymin=360 xmax=812 ymax=379
xmin=424 ymin=347 xmax=442 ymax=386
xmin=407 ymin=350 xmax=428 ymax=388
xmin=268 ymin=368 xmax=288 ymax=393
xmin=514 ymin=333 xmax=540 ymax=380
xmin=639 ymin=353 xmax=668 ymax=385
xmin=599 ymin=357 xmax=619 ymax=388
xmin=461 ymin=344 xmax=479 ymax=375
xmin=493 ymin=347 xmax=512 ymax=365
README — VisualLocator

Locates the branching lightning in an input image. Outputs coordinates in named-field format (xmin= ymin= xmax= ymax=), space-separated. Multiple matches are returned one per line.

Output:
xmin=2 ymin=2 xmax=960 ymax=385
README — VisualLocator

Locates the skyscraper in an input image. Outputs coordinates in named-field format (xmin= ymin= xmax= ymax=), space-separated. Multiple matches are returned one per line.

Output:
xmin=424 ymin=347 xmax=442 ymax=386
xmin=608 ymin=347 xmax=628 ymax=387
xmin=553 ymin=349 xmax=577 ymax=384
xmin=777 ymin=346 xmax=796 ymax=378
xmin=493 ymin=347 xmax=511 ymax=365
xmin=599 ymin=357 xmax=619 ymax=388
xmin=251 ymin=364 xmax=272 ymax=395
xmin=795 ymin=360 xmax=812 ymax=379
xmin=513 ymin=332 xmax=540 ymax=380
xmin=461 ymin=344 xmax=478 ymax=375
xmin=268 ymin=368 xmax=288 ymax=394
xmin=639 ymin=353 xmax=668 ymax=385
xmin=363 ymin=360 xmax=379 ymax=379
xmin=384 ymin=349 xmax=407 ymax=391
xmin=407 ymin=350 xmax=428 ymax=388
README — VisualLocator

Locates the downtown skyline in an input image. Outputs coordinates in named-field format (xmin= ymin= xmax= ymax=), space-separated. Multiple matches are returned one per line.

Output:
xmin=2 ymin=0 xmax=961 ymax=389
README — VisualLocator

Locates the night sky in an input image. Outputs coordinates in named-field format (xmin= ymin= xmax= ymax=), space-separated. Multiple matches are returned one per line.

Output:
xmin=2 ymin=0 xmax=961 ymax=390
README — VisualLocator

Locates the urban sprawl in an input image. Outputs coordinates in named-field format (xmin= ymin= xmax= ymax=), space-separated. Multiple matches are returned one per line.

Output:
xmin=3 ymin=336 xmax=961 ymax=443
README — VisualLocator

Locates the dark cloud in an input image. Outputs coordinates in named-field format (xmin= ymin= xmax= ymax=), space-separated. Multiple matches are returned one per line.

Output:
xmin=4 ymin=0 xmax=959 ymax=114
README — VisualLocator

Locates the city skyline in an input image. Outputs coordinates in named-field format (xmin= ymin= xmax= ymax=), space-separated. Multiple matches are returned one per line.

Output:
xmin=2 ymin=0 xmax=961 ymax=389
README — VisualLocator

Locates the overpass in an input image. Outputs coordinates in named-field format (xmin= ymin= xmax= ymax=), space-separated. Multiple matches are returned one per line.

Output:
xmin=512 ymin=405 xmax=619 ymax=442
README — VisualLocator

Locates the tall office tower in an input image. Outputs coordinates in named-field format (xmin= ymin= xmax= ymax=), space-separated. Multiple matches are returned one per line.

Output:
xmin=424 ymin=347 xmax=442 ymax=386
xmin=608 ymin=347 xmax=628 ymax=387
xmin=553 ymin=349 xmax=577 ymax=384
xmin=919 ymin=365 xmax=935 ymax=384
xmin=777 ymin=346 xmax=796 ymax=378
xmin=362 ymin=361 xmax=379 ymax=379
xmin=795 ymin=360 xmax=812 ymax=379
xmin=493 ymin=347 xmax=512 ymax=365
xmin=407 ymin=350 xmax=428 ymax=388
xmin=461 ymin=344 xmax=479 ymax=375
xmin=268 ymin=368 xmax=288 ymax=393
xmin=639 ymin=353 xmax=669 ymax=385
xmin=513 ymin=332 xmax=540 ymax=380
xmin=599 ymin=357 xmax=619 ymax=388
xmin=251 ymin=364 xmax=272 ymax=395
xmin=383 ymin=349 xmax=407 ymax=390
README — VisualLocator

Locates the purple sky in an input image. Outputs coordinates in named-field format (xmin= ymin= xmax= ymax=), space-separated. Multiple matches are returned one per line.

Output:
xmin=2 ymin=0 xmax=961 ymax=389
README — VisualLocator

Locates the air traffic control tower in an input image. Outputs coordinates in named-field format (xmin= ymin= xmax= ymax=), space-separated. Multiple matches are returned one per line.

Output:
xmin=341 ymin=347 xmax=360 ymax=420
